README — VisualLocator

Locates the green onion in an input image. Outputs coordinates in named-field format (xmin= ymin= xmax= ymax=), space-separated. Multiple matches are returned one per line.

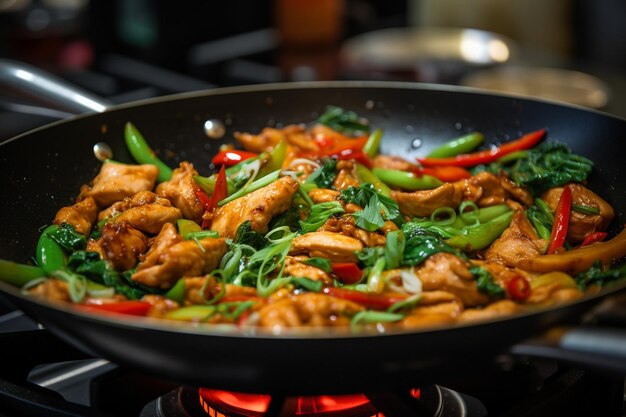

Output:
xmin=218 ymin=170 xmax=281 ymax=206
xmin=458 ymin=201 xmax=480 ymax=226
xmin=291 ymin=277 xmax=323 ymax=292
xmin=51 ymin=269 xmax=87 ymax=303
xmin=430 ymin=207 xmax=457 ymax=226
xmin=350 ymin=310 xmax=404 ymax=330
xmin=572 ymin=203 xmax=600 ymax=215
xmin=165 ymin=305 xmax=216 ymax=321
xmin=387 ymin=294 xmax=421 ymax=314
xmin=86 ymin=280 xmax=115 ymax=298
xmin=367 ymin=257 xmax=386 ymax=293
xmin=201 ymin=274 xmax=225 ymax=305
xmin=0 ymin=259 xmax=45 ymax=287
xmin=185 ymin=230 xmax=220 ymax=240
xmin=384 ymin=230 xmax=405 ymax=269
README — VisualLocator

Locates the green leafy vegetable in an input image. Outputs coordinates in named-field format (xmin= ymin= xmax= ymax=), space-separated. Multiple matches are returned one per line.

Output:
xmin=474 ymin=141 xmax=593 ymax=194
xmin=317 ymin=105 xmax=369 ymax=135
xmin=49 ymin=223 xmax=86 ymax=251
xmin=355 ymin=247 xmax=385 ymax=268
xmin=526 ymin=198 xmax=554 ymax=241
xmin=384 ymin=230 xmax=405 ymax=269
xmin=302 ymin=257 xmax=332 ymax=273
xmin=234 ymin=221 xmax=266 ymax=250
xmin=471 ymin=265 xmax=505 ymax=298
xmin=575 ymin=262 xmax=626 ymax=291
xmin=401 ymin=223 xmax=464 ymax=266
xmin=306 ymin=158 xmax=338 ymax=189
xmin=299 ymin=201 xmax=344 ymax=234
xmin=340 ymin=184 xmax=402 ymax=228
xmin=352 ymin=193 xmax=385 ymax=232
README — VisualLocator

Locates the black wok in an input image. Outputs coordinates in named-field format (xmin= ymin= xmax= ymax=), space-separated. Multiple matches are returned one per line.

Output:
xmin=1 ymin=61 xmax=626 ymax=394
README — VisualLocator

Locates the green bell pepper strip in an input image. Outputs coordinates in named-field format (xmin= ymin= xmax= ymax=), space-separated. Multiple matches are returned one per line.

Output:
xmin=36 ymin=225 xmax=66 ymax=274
xmin=124 ymin=122 xmax=173 ymax=183
xmin=259 ymin=140 xmax=287 ymax=177
xmin=0 ymin=259 xmax=46 ymax=287
xmin=427 ymin=132 xmax=484 ymax=158
xmin=446 ymin=211 xmax=514 ymax=251
xmin=354 ymin=164 xmax=391 ymax=197
xmin=362 ymin=128 xmax=383 ymax=158
xmin=164 ymin=279 xmax=186 ymax=304
xmin=372 ymin=168 xmax=442 ymax=191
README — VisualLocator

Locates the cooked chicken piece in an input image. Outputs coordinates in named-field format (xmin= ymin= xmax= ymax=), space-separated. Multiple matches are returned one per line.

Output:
xmin=459 ymin=300 xmax=520 ymax=322
xmin=469 ymin=172 xmax=507 ymax=206
xmin=235 ymin=125 xmax=317 ymax=154
xmin=113 ymin=204 xmax=182 ymax=235
xmin=380 ymin=220 xmax=399 ymax=234
xmin=542 ymin=184 xmax=615 ymax=242
xmin=403 ymin=291 xmax=464 ymax=324
xmin=319 ymin=216 xmax=386 ymax=247
xmin=344 ymin=203 xmax=363 ymax=214
xmin=391 ymin=181 xmax=481 ymax=217
xmin=100 ymin=222 xmax=148 ymax=271
xmin=86 ymin=238 xmax=105 ymax=258
xmin=333 ymin=160 xmax=360 ymax=191
xmin=500 ymin=175 xmax=533 ymax=207
xmin=210 ymin=176 xmax=298 ymax=238
xmin=283 ymin=256 xmax=333 ymax=285
xmin=98 ymin=191 xmax=172 ymax=222
xmin=289 ymin=231 xmax=363 ymax=262
xmin=53 ymin=196 xmax=98 ymax=235
xmin=183 ymin=276 xmax=259 ymax=305
xmin=29 ymin=279 xmax=70 ymax=302
xmin=98 ymin=223 xmax=148 ymax=271
xmin=309 ymin=188 xmax=341 ymax=204
xmin=415 ymin=253 xmax=489 ymax=306
xmin=373 ymin=155 xmax=416 ymax=171
xmin=138 ymin=223 xmax=183 ymax=267
xmin=527 ymin=283 xmax=583 ymax=305
xmin=402 ymin=312 xmax=456 ymax=328
xmin=484 ymin=202 xmax=546 ymax=268
xmin=142 ymin=294 xmax=179 ymax=317
xmin=80 ymin=162 xmax=158 ymax=207
xmin=282 ymin=124 xmax=320 ymax=153
xmin=132 ymin=237 xmax=227 ymax=289
xmin=155 ymin=162 xmax=205 ymax=223
xmin=258 ymin=293 xmax=363 ymax=328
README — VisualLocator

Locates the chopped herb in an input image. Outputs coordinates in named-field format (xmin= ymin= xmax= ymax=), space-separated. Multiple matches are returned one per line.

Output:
xmin=471 ymin=265 xmax=505 ymax=298
xmin=340 ymin=184 xmax=402 ymax=229
xmin=234 ymin=221 xmax=266 ymax=250
xmin=574 ymin=261 xmax=626 ymax=291
xmin=299 ymin=201 xmax=344 ymax=234
xmin=353 ymin=193 xmax=385 ymax=231
xmin=306 ymin=158 xmax=338 ymax=189
xmin=317 ymin=105 xmax=369 ymax=135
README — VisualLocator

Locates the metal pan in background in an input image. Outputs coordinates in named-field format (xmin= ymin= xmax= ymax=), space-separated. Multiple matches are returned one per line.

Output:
xmin=0 ymin=60 xmax=625 ymax=394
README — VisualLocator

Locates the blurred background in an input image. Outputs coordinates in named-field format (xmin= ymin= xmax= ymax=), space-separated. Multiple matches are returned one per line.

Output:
xmin=0 ymin=0 xmax=625 ymax=140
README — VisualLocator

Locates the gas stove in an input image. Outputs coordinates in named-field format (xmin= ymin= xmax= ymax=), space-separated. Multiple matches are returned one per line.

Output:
xmin=0 ymin=308 xmax=624 ymax=417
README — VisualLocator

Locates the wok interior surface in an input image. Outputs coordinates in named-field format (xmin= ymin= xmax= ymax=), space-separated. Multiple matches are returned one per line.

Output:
xmin=1 ymin=82 xmax=626 ymax=391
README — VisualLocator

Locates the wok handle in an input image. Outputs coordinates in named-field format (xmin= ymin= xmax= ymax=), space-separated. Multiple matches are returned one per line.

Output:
xmin=0 ymin=59 xmax=111 ymax=115
xmin=511 ymin=326 xmax=626 ymax=374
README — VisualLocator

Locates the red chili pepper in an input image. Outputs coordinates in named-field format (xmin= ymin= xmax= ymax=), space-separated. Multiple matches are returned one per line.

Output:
xmin=323 ymin=287 xmax=408 ymax=310
xmin=208 ymin=164 xmax=228 ymax=212
xmin=418 ymin=129 xmax=546 ymax=167
xmin=331 ymin=263 xmax=363 ymax=284
xmin=414 ymin=166 xmax=471 ymax=182
xmin=546 ymin=185 xmax=572 ymax=254
xmin=195 ymin=188 xmax=211 ymax=211
xmin=335 ymin=149 xmax=373 ymax=168
xmin=77 ymin=301 xmax=152 ymax=316
xmin=211 ymin=150 xmax=258 ymax=167
xmin=577 ymin=231 xmax=608 ymax=248
xmin=506 ymin=275 xmax=531 ymax=302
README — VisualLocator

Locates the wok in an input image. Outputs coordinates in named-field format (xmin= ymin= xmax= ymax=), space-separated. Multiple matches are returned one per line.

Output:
xmin=1 ymin=61 xmax=625 ymax=394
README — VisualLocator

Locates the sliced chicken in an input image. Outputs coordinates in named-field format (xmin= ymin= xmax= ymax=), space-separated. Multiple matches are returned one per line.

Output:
xmin=309 ymin=188 xmax=341 ymax=204
xmin=138 ymin=223 xmax=183 ymax=268
xmin=235 ymin=124 xmax=318 ymax=154
xmin=99 ymin=222 xmax=148 ymax=271
xmin=210 ymin=176 xmax=298 ymax=238
xmin=183 ymin=276 xmax=259 ymax=305
xmin=333 ymin=160 xmax=360 ymax=191
xmin=80 ymin=162 xmax=158 ymax=208
xmin=391 ymin=180 xmax=481 ymax=217
xmin=132 ymin=237 xmax=227 ymax=289
xmin=29 ymin=279 xmax=70 ymax=303
xmin=459 ymin=300 xmax=520 ymax=322
xmin=469 ymin=171 xmax=508 ymax=206
xmin=53 ymin=196 xmax=98 ymax=235
xmin=484 ymin=202 xmax=546 ymax=267
xmin=404 ymin=290 xmax=464 ymax=323
xmin=289 ymin=231 xmax=363 ymax=262
xmin=542 ymin=183 xmax=615 ymax=242
xmin=319 ymin=215 xmax=386 ymax=247
xmin=284 ymin=256 xmax=332 ymax=285
xmin=155 ymin=162 xmax=205 ymax=223
xmin=113 ymin=204 xmax=182 ymax=235
xmin=258 ymin=293 xmax=363 ymax=328
xmin=142 ymin=294 xmax=179 ymax=317
xmin=415 ymin=253 xmax=489 ymax=307
xmin=98 ymin=191 xmax=172 ymax=222
xmin=373 ymin=155 xmax=416 ymax=171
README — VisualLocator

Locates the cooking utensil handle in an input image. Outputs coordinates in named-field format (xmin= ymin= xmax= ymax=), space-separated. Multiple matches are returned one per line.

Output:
xmin=0 ymin=59 xmax=111 ymax=115
xmin=511 ymin=327 xmax=626 ymax=374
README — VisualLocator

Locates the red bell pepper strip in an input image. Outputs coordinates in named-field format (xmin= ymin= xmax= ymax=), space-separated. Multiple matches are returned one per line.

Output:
xmin=208 ymin=165 xmax=228 ymax=212
xmin=195 ymin=188 xmax=211 ymax=211
xmin=212 ymin=150 xmax=258 ymax=167
xmin=315 ymin=135 xmax=368 ymax=156
xmin=335 ymin=149 xmax=373 ymax=168
xmin=546 ymin=185 xmax=572 ymax=254
xmin=331 ymin=263 xmax=363 ymax=285
xmin=414 ymin=166 xmax=471 ymax=182
xmin=77 ymin=301 xmax=152 ymax=316
xmin=577 ymin=231 xmax=608 ymax=248
xmin=418 ymin=128 xmax=546 ymax=167
xmin=506 ymin=275 xmax=531 ymax=302
xmin=323 ymin=287 xmax=408 ymax=310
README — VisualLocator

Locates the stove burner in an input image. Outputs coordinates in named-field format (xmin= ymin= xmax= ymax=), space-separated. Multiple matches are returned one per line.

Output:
xmin=148 ymin=384 xmax=486 ymax=417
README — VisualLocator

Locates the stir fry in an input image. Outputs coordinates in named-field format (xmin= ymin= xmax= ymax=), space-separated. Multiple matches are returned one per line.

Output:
xmin=2 ymin=106 xmax=626 ymax=331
